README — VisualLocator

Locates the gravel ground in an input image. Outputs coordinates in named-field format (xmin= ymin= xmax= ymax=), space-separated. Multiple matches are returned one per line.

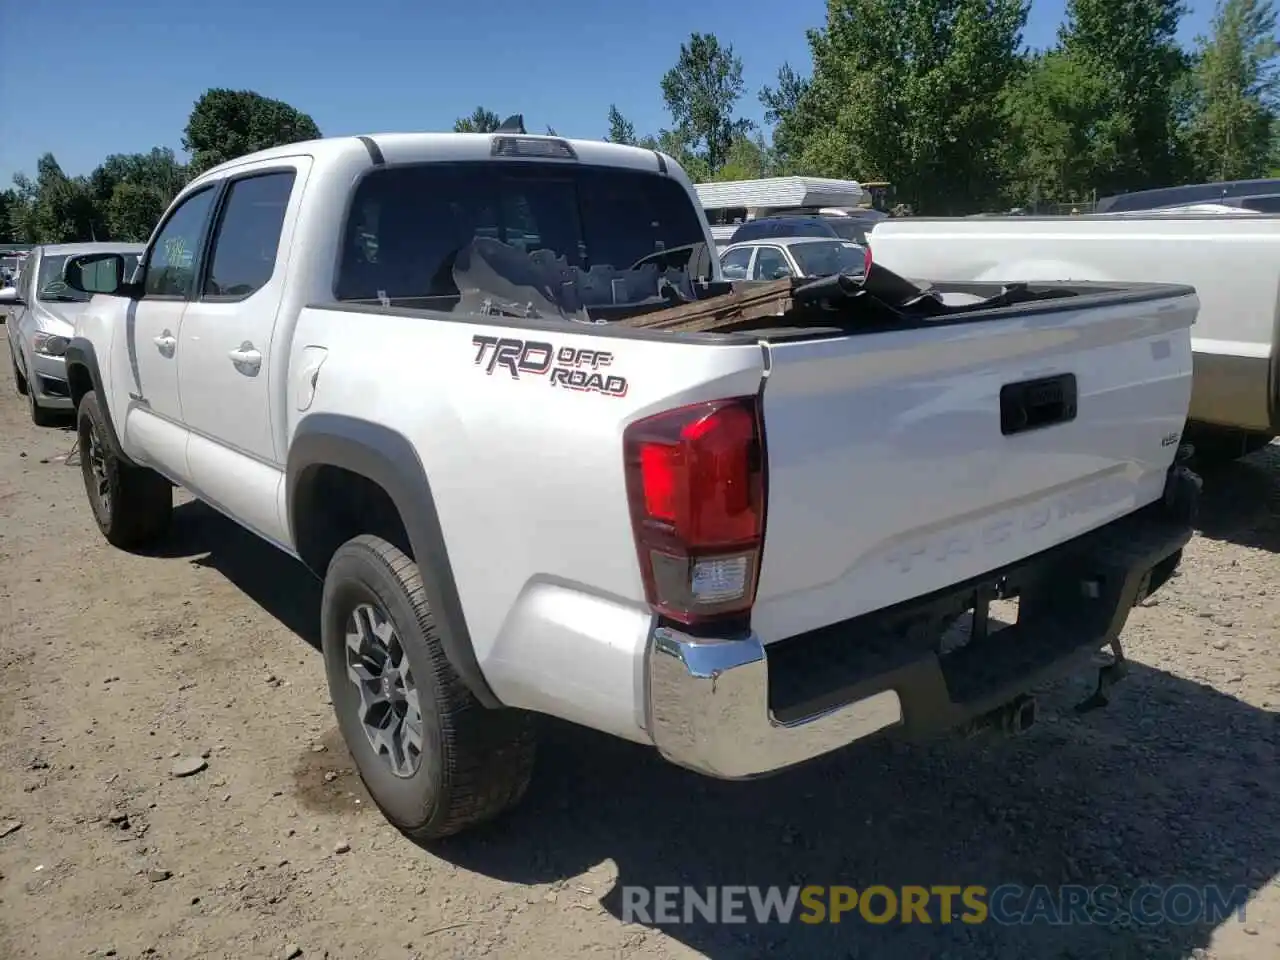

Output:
xmin=0 ymin=349 xmax=1277 ymax=960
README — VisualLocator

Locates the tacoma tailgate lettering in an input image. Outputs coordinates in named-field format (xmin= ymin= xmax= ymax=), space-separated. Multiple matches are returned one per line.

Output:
xmin=885 ymin=475 xmax=1133 ymax=575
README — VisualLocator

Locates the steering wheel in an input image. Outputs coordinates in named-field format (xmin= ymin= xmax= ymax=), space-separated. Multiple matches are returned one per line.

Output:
xmin=40 ymin=279 xmax=69 ymax=298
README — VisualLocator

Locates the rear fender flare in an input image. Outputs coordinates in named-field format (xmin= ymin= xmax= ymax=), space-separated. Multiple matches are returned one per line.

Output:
xmin=286 ymin=413 xmax=500 ymax=707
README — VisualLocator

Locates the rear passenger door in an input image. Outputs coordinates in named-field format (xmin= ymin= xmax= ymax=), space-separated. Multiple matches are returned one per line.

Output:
xmin=176 ymin=159 xmax=308 ymax=542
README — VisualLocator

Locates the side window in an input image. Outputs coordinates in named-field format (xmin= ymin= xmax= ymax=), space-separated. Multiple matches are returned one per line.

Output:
xmin=720 ymin=247 xmax=753 ymax=280
xmin=752 ymin=246 xmax=792 ymax=281
xmin=203 ymin=172 xmax=297 ymax=299
xmin=1239 ymin=195 xmax=1280 ymax=213
xmin=144 ymin=187 xmax=218 ymax=298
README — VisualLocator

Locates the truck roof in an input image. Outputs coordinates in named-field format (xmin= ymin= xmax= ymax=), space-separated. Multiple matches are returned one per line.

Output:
xmin=194 ymin=132 xmax=680 ymax=183
xmin=32 ymin=241 xmax=145 ymax=256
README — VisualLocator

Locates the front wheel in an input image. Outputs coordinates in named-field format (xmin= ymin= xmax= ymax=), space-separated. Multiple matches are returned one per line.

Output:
xmin=28 ymin=386 xmax=60 ymax=427
xmin=10 ymin=346 xmax=27 ymax=396
xmin=321 ymin=535 xmax=536 ymax=841
xmin=77 ymin=391 xmax=173 ymax=548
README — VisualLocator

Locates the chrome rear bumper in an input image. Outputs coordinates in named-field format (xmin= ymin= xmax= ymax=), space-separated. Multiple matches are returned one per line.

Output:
xmin=647 ymin=628 xmax=903 ymax=779
xmin=646 ymin=465 xmax=1200 ymax=780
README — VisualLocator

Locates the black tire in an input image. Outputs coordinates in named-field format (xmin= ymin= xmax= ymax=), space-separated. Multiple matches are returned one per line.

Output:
xmin=321 ymin=535 xmax=536 ymax=841
xmin=10 ymin=347 xmax=27 ymax=396
xmin=28 ymin=386 xmax=61 ymax=427
xmin=77 ymin=391 xmax=173 ymax=549
xmin=1188 ymin=426 xmax=1274 ymax=468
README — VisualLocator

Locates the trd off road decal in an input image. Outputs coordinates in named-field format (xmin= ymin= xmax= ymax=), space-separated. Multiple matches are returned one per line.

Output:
xmin=471 ymin=336 xmax=629 ymax=398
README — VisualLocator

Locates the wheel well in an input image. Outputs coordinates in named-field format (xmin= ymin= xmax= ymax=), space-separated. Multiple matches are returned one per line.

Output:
xmin=292 ymin=465 xmax=413 ymax=576
xmin=67 ymin=363 xmax=93 ymax=411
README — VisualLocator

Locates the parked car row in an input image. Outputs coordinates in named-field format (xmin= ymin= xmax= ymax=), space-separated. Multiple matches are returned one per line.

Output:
xmin=715 ymin=212 xmax=878 ymax=283
xmin=1 ymin=243 xmax=144 ymax=425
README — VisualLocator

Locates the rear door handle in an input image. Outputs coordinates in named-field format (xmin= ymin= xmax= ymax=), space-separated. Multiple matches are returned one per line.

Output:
xmin=228 ymin=342 xmax=262 ymax=374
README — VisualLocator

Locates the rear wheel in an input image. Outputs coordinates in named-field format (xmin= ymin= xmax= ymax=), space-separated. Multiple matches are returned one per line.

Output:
xmin=1187 ymin=426 xmax=1274 ymax=468
xmin=321 ymin=535 xmax=536 ymax=841
xmin=77 ymin=391 xmax=173 ymax=548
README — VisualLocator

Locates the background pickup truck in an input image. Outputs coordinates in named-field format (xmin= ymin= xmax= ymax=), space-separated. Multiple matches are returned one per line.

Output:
xmin=59 ymin=131 xmax=1200 ymax=841
xmin=867 ymin=213 xmax=1280 ymax=465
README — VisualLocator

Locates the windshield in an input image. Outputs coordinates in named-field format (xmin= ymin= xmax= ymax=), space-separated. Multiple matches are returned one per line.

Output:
xmin=335 ymin=161 xmax=711 ymax=315
xmin=789 ymin=240 xmax=867 ymax=277
xmin=37 ymin=252 xmax=141 ymax=302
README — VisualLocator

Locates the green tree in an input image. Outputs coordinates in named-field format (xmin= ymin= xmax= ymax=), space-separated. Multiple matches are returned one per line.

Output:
xmin=636 ymin=129 xmax=713 ymax=181
xmin=763 ymin=0 xmax=1029 ymax=214
xmin=1185 ymin=0 xmax=1280 ymax=181
xmin=660 ymin=32 xmax=753 ymax=174
xmin=8 ymin=154 xmax=100 ymax=243
xmin=759 ymin=63 xmax=813 ymax=173
xmin=1001 ymin=51 xmax=1113 ymax=206
xmin=182 ymin=89 xmax=321 ymax=176
xmin=453 ymin=107 xmax=502 ymax=132
xmin=1059 ymin=0 xmax=1189 ymax=193
xmin=710 ymin=134 xmax=775 ymax=181
xmin=605 ymin=105 xmax=637 ymax=145
xmin=89 ymin=147 xmax=189 ymax=241
xmin=0 ymin=189 xmax=16 ymax=243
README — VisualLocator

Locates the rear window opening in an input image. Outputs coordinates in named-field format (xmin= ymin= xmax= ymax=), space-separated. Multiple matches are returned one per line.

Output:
xmin=331 ymin=161 xmax=1178 ymax=338
xmin=334 ymin=161 xmax=715 ymax=321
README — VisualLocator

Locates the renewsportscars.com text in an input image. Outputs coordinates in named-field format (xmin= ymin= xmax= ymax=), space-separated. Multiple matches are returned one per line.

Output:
xmin=621 ymin=884 xmax=1250 ymax=926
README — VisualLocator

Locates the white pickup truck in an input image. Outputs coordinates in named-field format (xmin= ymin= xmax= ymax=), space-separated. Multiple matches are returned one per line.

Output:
xmin=59 ymin=131 xmax=1200 ymax=840
xmin=868 ymin=214 xmax=1280 ymax=464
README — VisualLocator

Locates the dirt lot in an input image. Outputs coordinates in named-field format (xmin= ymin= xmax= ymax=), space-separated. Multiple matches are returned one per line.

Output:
xmin=0 ymin=352 xmax=1277 ymax=960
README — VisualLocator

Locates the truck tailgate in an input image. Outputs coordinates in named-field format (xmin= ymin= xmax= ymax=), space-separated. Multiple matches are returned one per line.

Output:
xmin=750 ymin=288 xmax=1197 ymax=644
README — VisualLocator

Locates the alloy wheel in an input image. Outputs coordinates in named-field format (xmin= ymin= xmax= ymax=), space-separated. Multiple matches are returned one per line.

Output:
xmin=344 ymin=602 xmax=424 ymax=778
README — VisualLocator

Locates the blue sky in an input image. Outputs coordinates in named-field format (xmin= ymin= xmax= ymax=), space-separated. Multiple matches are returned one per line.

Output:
xmin=0 ymin=0 xmax=1218 ymax=185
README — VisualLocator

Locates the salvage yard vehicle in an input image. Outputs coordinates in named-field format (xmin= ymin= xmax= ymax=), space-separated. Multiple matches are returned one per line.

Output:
xmin=718 ymin=235 xmax=870 ymax=282
xmin=1 ymin=242 xmax=143 ymax=425
xmin=866 ymin=213 xmax=1280 ymax=465
xmin=57 ymin=130 xmax=1201 ymax=841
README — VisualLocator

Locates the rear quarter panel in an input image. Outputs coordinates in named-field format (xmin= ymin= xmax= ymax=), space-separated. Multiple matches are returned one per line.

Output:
xmin=289 ymin=306 xmax=764 ymax=738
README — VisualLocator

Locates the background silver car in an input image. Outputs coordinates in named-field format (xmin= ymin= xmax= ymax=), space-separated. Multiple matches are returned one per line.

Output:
xmin=1 ymin=242 xmax=143 ymax=425
xmin=718 ymin=235 xmax=869 ymax=283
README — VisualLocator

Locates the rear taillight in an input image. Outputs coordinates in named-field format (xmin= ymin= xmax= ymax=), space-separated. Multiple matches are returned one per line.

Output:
xmin=623 ymin=397 xmax=766 ymax=627
xmin=863 ymin=243 xmax=873 ymax=276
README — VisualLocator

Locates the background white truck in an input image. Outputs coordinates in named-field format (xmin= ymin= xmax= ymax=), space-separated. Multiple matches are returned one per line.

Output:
xmin=59 ymin=131 xmax=1200 ymax=840
xmin=867 ymin=214 xmax=1280 ymax=464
